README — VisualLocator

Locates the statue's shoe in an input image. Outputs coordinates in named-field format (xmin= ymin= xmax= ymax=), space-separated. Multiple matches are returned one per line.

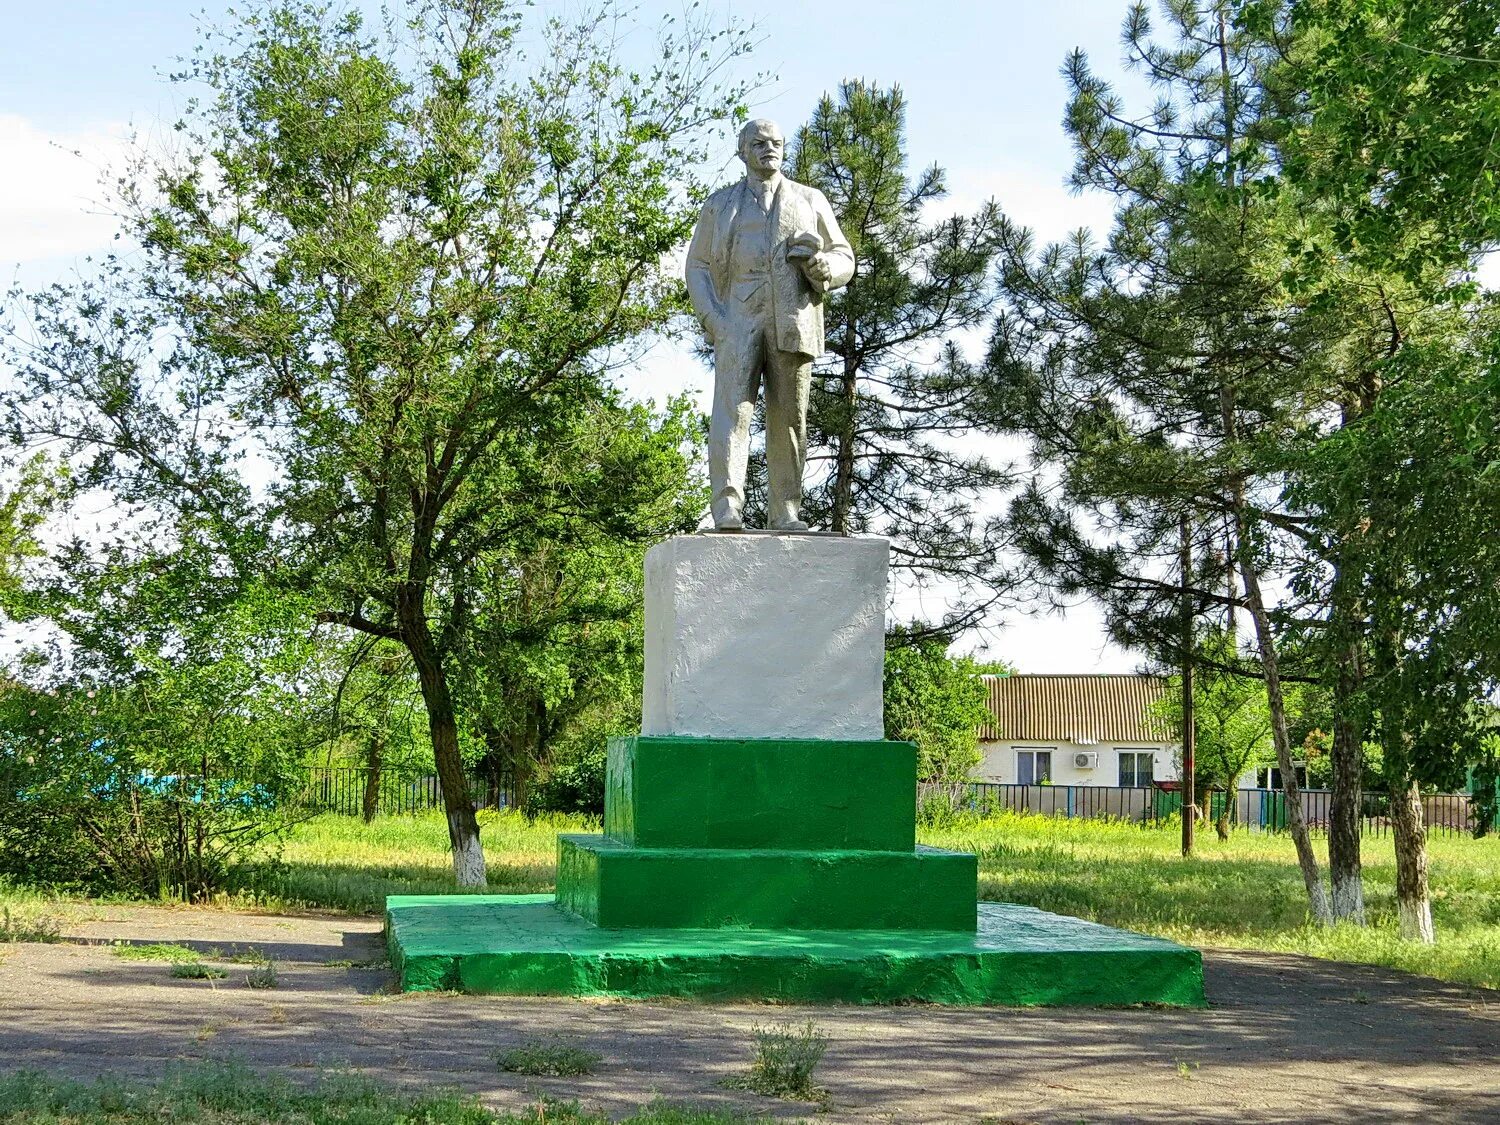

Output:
xmin=714 ymin=513 xmax=745 ymax=531
xmin=769 ymin=519 xmax=809 ymax=532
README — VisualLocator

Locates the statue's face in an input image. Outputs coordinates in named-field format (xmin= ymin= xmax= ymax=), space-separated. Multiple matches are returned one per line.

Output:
xmin=741 ymin=123 xmax=784 ymax=176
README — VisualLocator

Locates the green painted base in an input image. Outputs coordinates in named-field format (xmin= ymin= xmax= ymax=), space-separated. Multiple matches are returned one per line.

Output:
xmin=606 ymin=736 xmax=917 ymax=851
xmin=386 ymin=895 xmax=1206 ymax=1007
xmin=557 ymin=834 xmax=977 ymax=931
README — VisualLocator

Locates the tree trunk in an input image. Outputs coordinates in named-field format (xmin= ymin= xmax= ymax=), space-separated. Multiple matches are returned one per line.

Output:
xmin=1180 ymin=514 xmax=1196 ymax=857
xmin=1219 ymin=386 xmax=1329 ymax=924
xmin=361 ymin=731 xmax=384 ymax=824
xmin=830 ymin=323 xmax=858 ymax=534
xmin=1388 ymin=776 xmax=1434 ymax=943
xmin=1328 ymin=638 xmax=1366 ymax=923
xmin=1237 ymin=552 xmax=1330 ymax=925
xmin=403 ymin=597 xmax=486 ymax=888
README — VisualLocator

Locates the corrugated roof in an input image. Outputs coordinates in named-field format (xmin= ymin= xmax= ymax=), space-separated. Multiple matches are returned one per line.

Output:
xmin=979 ymin=674 xmax=1177 ymax=744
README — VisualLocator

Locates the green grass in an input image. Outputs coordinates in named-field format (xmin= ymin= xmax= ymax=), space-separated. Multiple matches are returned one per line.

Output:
xmin=0 ymin=1064 xmax=783 ymax=1123
xmin=171 ymin=962 xmax=228 ymax=980
xmin=7 ymin=807 xmax=1498 ymax=989
xmin=230 ymin=809 xmax=596 ymax=913
xmin=110 ymin=942 xmax=203 ymax=963
xmin=496 ymin=1037 xmax=603 ymax=1077
xmin=924 ymin=810 xmax=1500 ymax=989
xmin=260 ymin=809 xmax=1500 ymax=989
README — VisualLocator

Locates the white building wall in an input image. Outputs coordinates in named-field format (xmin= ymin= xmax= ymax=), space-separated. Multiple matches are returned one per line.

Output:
xmin=972 ymin=741 xmax=1180 ymax=786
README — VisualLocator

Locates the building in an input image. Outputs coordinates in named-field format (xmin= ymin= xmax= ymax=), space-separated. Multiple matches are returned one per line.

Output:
xmin=971 ymin=674 xmax=1180 ymax=787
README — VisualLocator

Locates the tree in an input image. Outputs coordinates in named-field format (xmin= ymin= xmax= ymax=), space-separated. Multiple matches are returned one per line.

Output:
xmin=0 ymin=580 xmax=322 ymax=899
xmin=1 ymin=0 xmax=752 ymax=886
xmin=1270 ymin=0 xmax=1500 ymax=938
xmin=784 ymin=82 xmax=1011 ymax=631
xmin=1281 ymin=0 xmax=1500 ymax=277
xmin=883 ymin=627 xmax=998 ymax=785
xmin=1155 ymin=630 xmax=1278 ymax=838
xmin=987 ymin=0 xmax=1342 ymax=923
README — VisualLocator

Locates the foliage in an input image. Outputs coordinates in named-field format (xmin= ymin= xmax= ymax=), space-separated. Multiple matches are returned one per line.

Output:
xmin=496 ymin=1037 xmax=602 ymax=1077
xmin=0 ymin=584 xmax=321 ymax=901
xmin=882 ymin=628 xmax=997 ymax=784
xmin=525 ymin=744 xmax=606 ymax=818
xmin=0 ymin=453 xmax=60 ymax=618
xmin=1281 ymin=0 xmax=1500 ymax=276
xmin=784 ymin=81 xmax=1010 ymax=631
xmin=0 ymin=0 xmax=751 ymax=887
xmin=1155 ymin=631 xmax=1280 ymax=797
xmin=722 ymin=1023 xmax=829 ymax=1103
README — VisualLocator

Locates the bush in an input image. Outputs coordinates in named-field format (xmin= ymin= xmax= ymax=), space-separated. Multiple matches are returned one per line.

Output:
xmin=0 ymin=681 xmax=304 ymax=901
xmin=525 ymin=745 xmax=606 ymax=818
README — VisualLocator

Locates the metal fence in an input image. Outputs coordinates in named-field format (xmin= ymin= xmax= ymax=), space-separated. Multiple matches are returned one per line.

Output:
xmin=923 ymin=782 xmax=1482 ymax=839
xmin=300 ymin=767 xmax=514 ymax=817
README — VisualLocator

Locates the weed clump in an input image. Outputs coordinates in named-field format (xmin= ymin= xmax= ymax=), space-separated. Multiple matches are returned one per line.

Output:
xmin=112 ymin=942 xmax=201 ymax=962
xmin=496 ymin=1037 xmax=602 ymax=1077
xmin=723 ymin=1022 xmax=829 ymax=1103
xmin=171 ymin=962 xmax=228 ymax=980
xmin=244 ymin=955 xmax=278 ymax=989
xmin=0 ymin=906 xmax=63 ymax=943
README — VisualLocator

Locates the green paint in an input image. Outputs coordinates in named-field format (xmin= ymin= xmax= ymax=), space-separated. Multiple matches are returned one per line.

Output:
xmin=386 ymin=896 xmax=1206 ymax=1007
xmin=556 ymin=834 xmax=976 ymax=931
xmin=605 ymin=736 xmax=917 ymax=851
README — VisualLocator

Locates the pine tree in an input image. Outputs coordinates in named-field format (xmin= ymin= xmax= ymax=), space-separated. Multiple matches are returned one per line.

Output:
xmin=785 ymin=82 xmax=1010 ymax=632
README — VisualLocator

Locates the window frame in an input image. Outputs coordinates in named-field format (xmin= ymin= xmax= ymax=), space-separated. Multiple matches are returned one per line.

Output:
xmin=1117 ymin=749 xmax=1156 ymax=788
xmin=1016 ymin=748 xmax=1054 ymax=785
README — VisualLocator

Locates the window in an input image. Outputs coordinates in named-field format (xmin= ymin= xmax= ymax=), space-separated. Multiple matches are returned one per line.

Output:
xmin=1118 ymin=751 xmax=1155 ymax=788
xmin=1017 ymin=749 xmax=1053 ymax=785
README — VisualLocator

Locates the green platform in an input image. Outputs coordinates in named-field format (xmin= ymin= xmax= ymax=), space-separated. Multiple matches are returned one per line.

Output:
xmin=386 ymin=735 xmax=1205 ymax=1006
xmin=605 ymin=736 xmax=916 ymax=850
xmin=557 ymin=834 xmax=976 ymax=931
xmin=387 ymin=895 xmax=1205 ymax=1006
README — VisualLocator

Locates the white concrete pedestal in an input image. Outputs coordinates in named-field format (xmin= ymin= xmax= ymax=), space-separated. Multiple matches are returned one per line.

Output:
xmin=642 ymin=533 xmax=888 ymax=740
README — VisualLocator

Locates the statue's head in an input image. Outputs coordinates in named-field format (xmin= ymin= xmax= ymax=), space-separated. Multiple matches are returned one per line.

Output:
xmin=737 ymin=118 xmax=785 ymax=178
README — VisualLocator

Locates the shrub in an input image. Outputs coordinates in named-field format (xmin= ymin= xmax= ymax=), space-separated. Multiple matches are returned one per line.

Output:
xmin=525 ymin=745 xmax=606 ymax=818
xmin=0 ymin=674 xmax=306 ymax=902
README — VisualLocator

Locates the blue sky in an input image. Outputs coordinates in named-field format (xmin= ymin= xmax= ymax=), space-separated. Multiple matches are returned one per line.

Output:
xmin=0 ymin=0 xmax=1156 ymax=671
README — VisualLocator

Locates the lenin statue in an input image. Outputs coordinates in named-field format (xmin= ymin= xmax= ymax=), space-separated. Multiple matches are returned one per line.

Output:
xmin=684 ymin=118 xmax=855 ymax=531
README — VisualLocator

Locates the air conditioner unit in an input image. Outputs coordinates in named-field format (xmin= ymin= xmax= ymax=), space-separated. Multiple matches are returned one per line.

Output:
xmin=1074 ymin=752 xmax=1099 ymax=769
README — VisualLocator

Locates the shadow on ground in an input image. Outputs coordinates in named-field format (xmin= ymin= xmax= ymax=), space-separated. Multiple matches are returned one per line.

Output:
xmin=0 ymin=907 xmax=1495 ymax=1124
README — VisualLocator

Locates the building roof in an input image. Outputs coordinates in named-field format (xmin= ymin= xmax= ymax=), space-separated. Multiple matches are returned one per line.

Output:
xmin=979 ymin=674 xmax=1176 ymax=744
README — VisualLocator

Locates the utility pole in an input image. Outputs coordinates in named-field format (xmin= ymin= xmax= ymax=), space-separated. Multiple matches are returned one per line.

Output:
xmin=1180 ymin=514 xmax=1196 ymax=858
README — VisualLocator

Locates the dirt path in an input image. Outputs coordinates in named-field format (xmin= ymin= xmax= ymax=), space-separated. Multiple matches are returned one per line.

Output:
xmin=0 ymin=905 xmax=1495 ymax=1123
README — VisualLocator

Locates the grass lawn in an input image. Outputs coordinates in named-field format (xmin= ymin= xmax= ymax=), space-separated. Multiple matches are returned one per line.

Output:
xmin=247 ymin=809 xmax=1500 ymax=990
xmin=0 ymin=1064 xmax=783 ymax=1124
xmin=5 ymin=808 xmax=1497 ymax=990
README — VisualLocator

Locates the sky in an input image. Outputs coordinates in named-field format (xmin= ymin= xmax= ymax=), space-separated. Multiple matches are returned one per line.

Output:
xmin=0 ymin=0 xmax=1175 ymax=673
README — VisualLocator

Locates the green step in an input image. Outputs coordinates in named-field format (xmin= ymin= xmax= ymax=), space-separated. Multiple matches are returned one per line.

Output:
xmin=604 ymin=736 xmax=917 ymax=851
xmin=556 ymin=834 xmax=977 ymax=931
xmin=385 ymin=896 xmax=1207 ymax=1007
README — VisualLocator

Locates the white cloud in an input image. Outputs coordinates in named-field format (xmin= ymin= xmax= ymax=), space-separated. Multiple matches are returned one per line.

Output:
xmin=0 ymin=114 xmax=130 ymax=267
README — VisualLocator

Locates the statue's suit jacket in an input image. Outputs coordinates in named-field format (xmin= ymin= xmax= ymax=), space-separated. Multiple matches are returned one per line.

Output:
xmin=685 ymin=177 xmax=855 ymax=358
